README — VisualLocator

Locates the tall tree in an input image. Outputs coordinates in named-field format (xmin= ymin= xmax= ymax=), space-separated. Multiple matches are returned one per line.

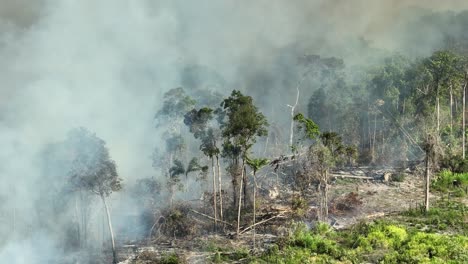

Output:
xmin=308 ymin=144 xmax=334 ymax=222
xmin=67 ymin=128 xmax=122 ymax=264
xmin=220 ymin=90 xmax=268 ymax=236
xmin=422 ymin=51 xmax=464 ymax=134
xmin=184 ymin=107 xmax=222 ymax=226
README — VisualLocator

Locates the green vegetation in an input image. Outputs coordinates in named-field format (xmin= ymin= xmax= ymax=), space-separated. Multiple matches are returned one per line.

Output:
xmin=432 ymin=170 xmax=468 ymax=197
xmin=402 ymin=200 xmax=467 ymax=234
xmin=132 ymin=251 xmax=187 ymax=264
xmin=254 ymin=220 xmax=467 ymax=264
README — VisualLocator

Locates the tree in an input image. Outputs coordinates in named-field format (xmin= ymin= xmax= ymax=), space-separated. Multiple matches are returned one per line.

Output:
xmin=167 ymin=158 xmax=207 ymax=207
xmin=422 ymin=133 xmax=442 ymax=212
xmin=292 ymin=113 xmax=321 ymax=195
xmin=220 ymin=90 xmax=268 ymax=236
xmin=155 ymin=87 xmax=196 ymax=130
xmin=67 ymin=127 xmax=122 ymax=264
xmin=421 ymin=51 xmax=464 ymax=134
xmin=308 ymin=144 xmax=334 ymax=222
xmin=184 ymin=107 xmax=223 ymax=227
xmin=155 ymin=87 xmax=194 ymax=191
xmin=293 ymin=113 xmax=320 ymax=144
xmin=246 ymin=157 xmax=269 ymax=248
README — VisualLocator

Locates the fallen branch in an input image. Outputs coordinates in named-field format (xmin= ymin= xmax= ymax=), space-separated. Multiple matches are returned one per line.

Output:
xmin=239 ymin=214 xmax=284 ymax=235
xmin=148 ymin=215 xmax=164 ymax=241
xmin=190 ymin=209 xmax=234 ymax=227
xmin=331 ymin=174 xmax=373 ymax=180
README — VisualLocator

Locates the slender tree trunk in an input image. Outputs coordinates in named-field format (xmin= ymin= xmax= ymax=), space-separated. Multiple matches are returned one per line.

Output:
xmin=80 ymin=190 xmax=87 ymax=248
xmin=211 ymin=157 xmax=218 ymax=230
xmin=237 ymin=162 xmax=245 ymax=236
xmin=12 ymin=205 xmax=16 ymax=237
xmin=74 ymin=195 xmax=81 ymax=248
xmin=450 ymin=85 xmax=453 ymax=132
xmin=324 ymin=170 xmax=329 ymax=221
xmin=169 ymin=184 xmax=174 ymax=208
xmin=253 ymin=171 xmax=257 ymax=249
xmin=437 ymin=96 xmax=440 ymax=133
xmin=232 ymin=160 xmax=239 ymax=210
xmin=289 ymin=86 xmax=300 ymax=148
xmin=101 ymin=195 xmax=117 ymax=264
xmin=463 ymin=82 xmax=467 ymax=159
xmin=381 ymin=115 xmax=385 ymax=156
xmin=403 ymin=98 xmax=406 ymax=115
xmin=424 ymin=146 xmax=431 ymax=212
xmin=243 ymin=165 xmax=248 ymax=208
xmin=372 ymin=113 xmax=377 ymax=162
xmin=216 ymin=156 xmax=223 ymax=221
xmin=319 ymin=169 xmax=329 ymax=223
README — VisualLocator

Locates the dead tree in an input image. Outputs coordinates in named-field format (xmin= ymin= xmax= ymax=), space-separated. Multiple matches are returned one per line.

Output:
xmin=423 ymin=134 xmax=438 ymax=212
xmin=308 ymin=144 xmax=334 ymax=222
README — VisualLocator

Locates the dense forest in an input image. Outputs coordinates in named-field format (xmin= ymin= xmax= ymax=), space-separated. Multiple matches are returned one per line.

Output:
xmin=1 ymin=1 xmax=468 ymax=264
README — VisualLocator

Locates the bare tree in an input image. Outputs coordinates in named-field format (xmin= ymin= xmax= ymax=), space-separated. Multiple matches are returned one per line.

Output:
xmin=67 ymin=128 xmax=122 ymax=264
xmin=308 ymin=144 xmax=334 ymax=222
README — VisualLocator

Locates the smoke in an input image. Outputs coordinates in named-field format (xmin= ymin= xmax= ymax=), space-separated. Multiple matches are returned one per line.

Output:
xmin=0 ymin=0 xmax=467 ymax=263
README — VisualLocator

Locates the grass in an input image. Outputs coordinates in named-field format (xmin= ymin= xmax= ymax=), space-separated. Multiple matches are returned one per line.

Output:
xmin=401 ymin=200 xmax=467 ymax=234
xmin=432 ymin=170 xmax=468 ymax=197
xmin=251 ymin=202 xmax=468 ymax=264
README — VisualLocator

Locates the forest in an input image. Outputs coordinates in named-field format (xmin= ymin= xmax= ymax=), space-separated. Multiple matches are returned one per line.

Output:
xmin=1 ymin=1 xmax=468 ymax=264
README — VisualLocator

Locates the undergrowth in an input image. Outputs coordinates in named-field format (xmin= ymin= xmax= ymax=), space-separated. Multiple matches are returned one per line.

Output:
xmin=432 ymin=170 xmax=468 ymax=197
xmin=251 ymin=202 xmax=468 ymax=264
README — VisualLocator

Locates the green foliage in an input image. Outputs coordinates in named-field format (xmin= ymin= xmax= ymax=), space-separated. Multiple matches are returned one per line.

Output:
xmin=184 ymin=107 xmax=214 ymax=138
xmin=388 ymin=233 xmax=468 ymax=264
xmin=293 ymin=113 xmax=320 ymax=141
xmin=67 ymin=127 xmax=122 ymax=197
xmin=166 ymin=134 xmax=186 ymax=154
xmin=156 ymin=87 xmax=196 ymax=122
xmin=132 ymin=251 xmax=187 ymax=264
xmin=184 ymin=107 xmax=220 ymax=158
xmin=391 ymin=173 xmax=406 ymax=182
xmin=185 ymin=157 xmax=203 ymax=178
xmin=221 ymin=90 xmax=269 ymax=153
xmin=440 ymin=155 xmax=468 ymax=173
xmin=246 ymin=157 xmax=269 ymax=175
xmin=432 ymin=170 xmax=468 ymax=196
xmin=160 ymin=204 xmax=198 ymax=238
xmin=159 ymin=253 xmax=186 ymax=264
xmin=256 ymin=216 xmax=468 ymax=264
xmin=402 ymin=200 xmax=467 ymax=234
xmin=320 ymin=132 xmax=344 ymax=155
xmin=291 ymin=195 xmax=308 ymax=218
xmin=169 ymin=159 xmax=185 ymax=180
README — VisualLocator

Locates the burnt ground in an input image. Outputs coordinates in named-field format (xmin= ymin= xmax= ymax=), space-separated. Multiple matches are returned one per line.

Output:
xmin=117 ymin=167 xmax=449 ymax=264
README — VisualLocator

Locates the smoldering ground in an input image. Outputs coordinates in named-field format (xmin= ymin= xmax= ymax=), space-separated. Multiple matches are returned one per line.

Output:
xmin=0 ymin=0 xmax=467 ymax=263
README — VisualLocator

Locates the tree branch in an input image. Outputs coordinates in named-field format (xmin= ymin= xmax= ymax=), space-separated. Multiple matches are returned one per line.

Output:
xmin=239 ymin=214 xmax=284 ymax=235
xmin=190 ymin=209 xmax=234 ymax=227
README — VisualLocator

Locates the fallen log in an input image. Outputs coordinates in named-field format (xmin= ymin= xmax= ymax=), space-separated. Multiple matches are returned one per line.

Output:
xmin=331 ymin=174 xmax=374 ymax=180
xmin=239 ymin=214 xmax=285 ymax=235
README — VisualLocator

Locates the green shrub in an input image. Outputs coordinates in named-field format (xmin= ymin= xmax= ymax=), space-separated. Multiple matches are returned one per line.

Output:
xmin=159 ymin=253 xmax=185 ymax=264
xmin=391 ymin=173 xmax=406 ymax=182
xmin=440 ymin=155 xmax=468 ymax=173
xmin=256 ymin=218 xmax=468 ymax=264
xmin=394 ymin=233 xmax=468 ymax=263
xmin=432 ymin=170 xmax=468 ymax=196
xmin=291 ymin=195 xmax=308 ymax=218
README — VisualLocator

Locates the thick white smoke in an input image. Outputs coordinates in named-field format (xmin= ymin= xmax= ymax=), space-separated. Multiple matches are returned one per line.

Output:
xmin=0 ymin=0 xmax=467 ymax=263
